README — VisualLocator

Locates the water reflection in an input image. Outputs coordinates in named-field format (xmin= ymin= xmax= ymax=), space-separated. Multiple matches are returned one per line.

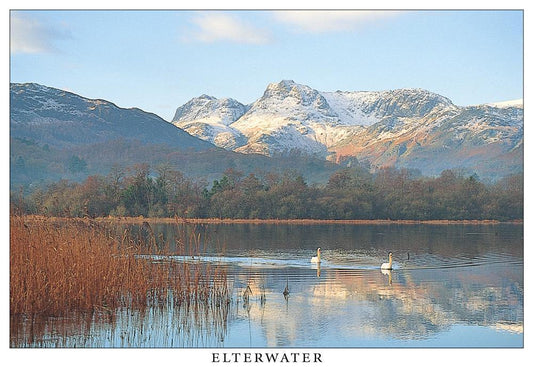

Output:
xmin=11 ymin=298 xmax=231 ymax=347
xmin=11 ymin=223 xmax=523 ymax=348
xmin=222 ymin=262 xmax=522 ymax=347
xmin=381 ymin=269 xmax=392 ymax=285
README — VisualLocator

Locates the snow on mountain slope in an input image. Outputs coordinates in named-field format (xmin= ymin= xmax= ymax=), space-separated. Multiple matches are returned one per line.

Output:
xmin=485 ymin=99 xmax=523 ymax=108
xmin=172 ymin=94 xmax=250 ymax=150
xmin=176 ymin=120 xmax=248 ymax=150
xmin=172 ymin=80 xmax=462 ymax=155
xmin=242 ymin=80 xmax=338 ymax=122
xmin=323 ymin=88 xmax=456 ymax=124
xmin=172 ymin=94 xmax=249 ymax=126
xmin=321 ymin=91 xmax=380 ymax=126
xmin=10 ymin=83 xmax=215 ymax=150
xmin=171 ymin=80 xmax=523 ymax=177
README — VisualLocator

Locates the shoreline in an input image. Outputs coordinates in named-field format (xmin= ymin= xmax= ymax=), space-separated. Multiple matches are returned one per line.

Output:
xmin=19 ymin=215 xmax=523 ymax=225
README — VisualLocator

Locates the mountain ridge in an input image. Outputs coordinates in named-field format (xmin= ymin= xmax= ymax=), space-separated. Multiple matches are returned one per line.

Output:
xmin=9 ymin=82 xmax=341 ymax=186
xmin=9 ymin=81 xmax=523 ymax=183
xmin=11 ymin=82 xmax=215 ymax=151
xmin=172 ymin=80 xmax=523 ymax=178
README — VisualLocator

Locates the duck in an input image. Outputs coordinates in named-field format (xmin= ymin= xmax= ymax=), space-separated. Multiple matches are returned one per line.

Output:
xmin=381 ymin=252 xmax=393 ymax=270
xmin=311 ymin=247 xmax=321 ymax=263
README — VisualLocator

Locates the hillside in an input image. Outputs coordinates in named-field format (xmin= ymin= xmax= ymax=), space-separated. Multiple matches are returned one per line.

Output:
xmin=172 ymin=80 xmax=523 ymax=179
xmin=10 ymin=83 xmax=340 ymax=187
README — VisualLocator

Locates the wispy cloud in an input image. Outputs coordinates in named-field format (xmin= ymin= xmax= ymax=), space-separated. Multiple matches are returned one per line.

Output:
xmin=274 ymin=10 xmax=400 ymax=33
xmin=185 ymin=13 xmax=271 ymax=44
xmin=10 ymin=12 xmax=72 ymax=54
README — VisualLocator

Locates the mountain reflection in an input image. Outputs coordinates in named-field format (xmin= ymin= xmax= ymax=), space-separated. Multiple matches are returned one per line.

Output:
xmin=12 ymin=260 xmax=522 ymax=347
xmin=224 ymin=259 xmax=522 ymax=346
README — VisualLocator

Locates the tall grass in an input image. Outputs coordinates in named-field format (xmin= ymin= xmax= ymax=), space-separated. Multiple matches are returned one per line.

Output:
xmin=10 ymin=216 xmax=230 ymax=317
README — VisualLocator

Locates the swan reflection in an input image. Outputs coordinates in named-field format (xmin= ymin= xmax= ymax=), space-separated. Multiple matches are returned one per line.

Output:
xmin=381 ymin=269 xmax=392 ymax=285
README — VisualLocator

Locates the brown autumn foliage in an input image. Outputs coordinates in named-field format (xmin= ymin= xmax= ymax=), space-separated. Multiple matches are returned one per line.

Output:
xmin=10 ymin=215 xmax=229 ymax=317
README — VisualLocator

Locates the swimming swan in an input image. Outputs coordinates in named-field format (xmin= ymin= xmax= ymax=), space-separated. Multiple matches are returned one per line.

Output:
xmin=381 ymin=252 xmax=393 ymax=270
xmin=311 ymin=248 xmax=321 ymax=263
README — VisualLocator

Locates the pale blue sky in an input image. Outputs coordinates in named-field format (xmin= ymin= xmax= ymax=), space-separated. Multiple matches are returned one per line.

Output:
xmin=10 ymin=10 xmax=523 ymax=121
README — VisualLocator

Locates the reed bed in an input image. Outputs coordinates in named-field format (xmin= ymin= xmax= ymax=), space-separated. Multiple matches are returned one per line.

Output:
xmin=12 ymin=298 xmax=232 ymax=347
xmin=10 ymin=215 xmax=230 ymax=318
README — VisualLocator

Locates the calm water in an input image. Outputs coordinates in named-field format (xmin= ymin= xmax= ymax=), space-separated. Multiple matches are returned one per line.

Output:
xmin=11 ymin=223 xmax=523 ymax=348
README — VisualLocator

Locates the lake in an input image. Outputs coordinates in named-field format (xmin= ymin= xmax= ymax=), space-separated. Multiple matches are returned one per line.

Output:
xmin=11 ymin=222 xmax=523 ymax=348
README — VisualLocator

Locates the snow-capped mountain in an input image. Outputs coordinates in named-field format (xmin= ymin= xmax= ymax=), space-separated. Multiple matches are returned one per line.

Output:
xmin=10 ymin=82 xmax=214 ymax=150
xmin=10 ymin=82 xmax=342 ymax=186
xmin=172 ymin=94 xmax=249 ymax=125
xmin=172 ymin=94 xmax=249 ymax=150
xmin=172 ymin=80 xmax=523 ymax=177
xmin=10 ymin=81 xmax=521 ymax=181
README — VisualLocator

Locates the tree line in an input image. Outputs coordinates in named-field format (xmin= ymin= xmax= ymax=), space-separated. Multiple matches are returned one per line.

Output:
xmin=11 ymin=163 xmax=523 ymax=221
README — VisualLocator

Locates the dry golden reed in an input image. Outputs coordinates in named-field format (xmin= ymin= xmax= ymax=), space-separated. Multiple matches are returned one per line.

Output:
xmin=10 ymin=216 xmax=229 ymax=317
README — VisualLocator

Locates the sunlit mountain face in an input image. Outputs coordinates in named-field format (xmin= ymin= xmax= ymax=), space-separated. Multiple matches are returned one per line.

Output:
xmin=173 ymin=80 xmax=523 ymax=179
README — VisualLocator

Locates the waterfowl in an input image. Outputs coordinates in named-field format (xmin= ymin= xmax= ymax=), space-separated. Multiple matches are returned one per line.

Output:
xmin=311 ymin=248 xmax=321 ymax=263
xmin=381 ymin=252 xmax=393 ymax=270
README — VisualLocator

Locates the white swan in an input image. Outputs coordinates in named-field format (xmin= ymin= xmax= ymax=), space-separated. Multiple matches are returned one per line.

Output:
xmin=311 ymin=247 xmax=321 ymax=263
xmin=381 ymin=252 xmax=393 ymax=270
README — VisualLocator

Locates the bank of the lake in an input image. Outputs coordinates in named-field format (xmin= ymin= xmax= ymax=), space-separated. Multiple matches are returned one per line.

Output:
xmin=87 ymin=216 xmax=522 ymax=225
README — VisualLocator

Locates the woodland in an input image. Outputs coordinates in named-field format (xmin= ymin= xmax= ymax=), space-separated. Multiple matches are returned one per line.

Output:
xmin=11 ymin=163 xmax=523 ymax=221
